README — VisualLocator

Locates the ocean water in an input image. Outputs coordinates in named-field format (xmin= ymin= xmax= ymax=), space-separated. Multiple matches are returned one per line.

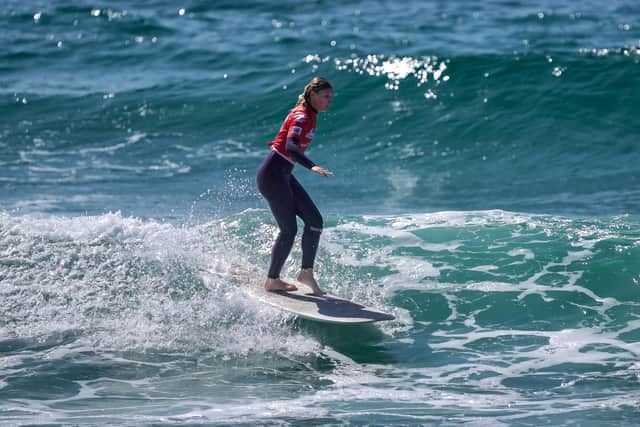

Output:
xmin=1 ymin=0 xmax=640 ymax=425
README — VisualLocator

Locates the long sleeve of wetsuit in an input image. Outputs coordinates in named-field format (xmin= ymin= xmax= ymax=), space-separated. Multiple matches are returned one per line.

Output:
xmin=286 ymin=137 xmax=316 ymax=170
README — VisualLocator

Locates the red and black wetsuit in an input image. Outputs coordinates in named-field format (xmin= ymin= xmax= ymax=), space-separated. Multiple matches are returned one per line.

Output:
xmin=256 ymin=104 xmax=323 ymax=279
xmin=268 ymin=104 xmax=317 ymax=169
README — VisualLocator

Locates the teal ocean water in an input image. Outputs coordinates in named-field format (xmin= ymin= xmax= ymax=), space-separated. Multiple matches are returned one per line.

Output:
xmin=2 ymin=1 xmax=640 ymax=425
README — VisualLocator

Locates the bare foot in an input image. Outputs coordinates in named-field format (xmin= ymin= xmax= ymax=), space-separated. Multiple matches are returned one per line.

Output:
xmin=264 ymin=277 xmax=298 ymax=292
xmin=297 ymin=268 xmax=326 ymax=296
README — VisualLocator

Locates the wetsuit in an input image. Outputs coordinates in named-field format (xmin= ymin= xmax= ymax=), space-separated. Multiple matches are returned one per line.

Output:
xmin=256 ymin=103 xmax=323 ymax=279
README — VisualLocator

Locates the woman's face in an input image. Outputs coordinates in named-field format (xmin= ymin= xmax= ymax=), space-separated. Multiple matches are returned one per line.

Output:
xmin=309 ymin=89 xmax=333 ymax=112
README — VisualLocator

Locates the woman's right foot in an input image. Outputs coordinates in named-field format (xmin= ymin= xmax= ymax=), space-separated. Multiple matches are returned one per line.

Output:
xmin=264 ymin=278 xmax=298 ymax=292
xmin=297 ymin=268 xmax=326 ymax=296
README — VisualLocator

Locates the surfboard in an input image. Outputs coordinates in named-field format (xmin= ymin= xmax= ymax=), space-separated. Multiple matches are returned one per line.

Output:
xmin=251 ymin=285 xmax=395 ymax=324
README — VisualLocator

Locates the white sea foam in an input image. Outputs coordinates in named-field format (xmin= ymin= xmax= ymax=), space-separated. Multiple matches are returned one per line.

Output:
xmin=0 ymin=212 xmax=318 ymax=357
xmin=2 ymin=209 xmax=638 ymax=425
xmin=507 ymin=248 xmax=535 ymax=260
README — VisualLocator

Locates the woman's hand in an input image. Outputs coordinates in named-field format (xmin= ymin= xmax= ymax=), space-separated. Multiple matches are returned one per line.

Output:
xmin=311 ymin=166 xmax=333 ymax=176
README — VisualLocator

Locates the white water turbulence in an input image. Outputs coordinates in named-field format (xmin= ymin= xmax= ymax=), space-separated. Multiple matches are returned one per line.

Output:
xmin=1 ymin=210 xmax=640 ymax=425
xmin=0 ymin=212 xmax=321 ymax=353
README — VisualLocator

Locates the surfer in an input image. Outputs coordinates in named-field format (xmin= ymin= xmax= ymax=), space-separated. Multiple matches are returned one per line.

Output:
xmin=256 ymin=77 xmax=334 ymax=295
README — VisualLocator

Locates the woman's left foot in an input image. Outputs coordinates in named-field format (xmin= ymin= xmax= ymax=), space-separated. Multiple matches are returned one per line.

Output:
xmin=297 ymin=268 xmax=326 ymax=296
xmin=265 ymin=277 xmax=298 ymax=292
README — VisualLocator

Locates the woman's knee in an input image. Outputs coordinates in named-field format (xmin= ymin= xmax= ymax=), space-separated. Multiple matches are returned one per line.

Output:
xmin=279 ymin=220 xmax=298 ymax=239
xmin=305 ymin=214 xmax=323 ymax=233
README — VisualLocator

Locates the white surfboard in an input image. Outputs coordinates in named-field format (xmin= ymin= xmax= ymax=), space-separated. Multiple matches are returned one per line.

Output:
xmin=251 ymin=284 xmax=395 ymax=324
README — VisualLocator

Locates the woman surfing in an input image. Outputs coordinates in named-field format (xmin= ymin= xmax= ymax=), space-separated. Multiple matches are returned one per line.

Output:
xmin=256 ymin=77 xmax=334 ymax=296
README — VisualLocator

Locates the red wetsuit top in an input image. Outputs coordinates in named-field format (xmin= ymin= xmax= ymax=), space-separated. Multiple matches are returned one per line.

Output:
xmin=268 ymin=104 xmax=317 ymax=169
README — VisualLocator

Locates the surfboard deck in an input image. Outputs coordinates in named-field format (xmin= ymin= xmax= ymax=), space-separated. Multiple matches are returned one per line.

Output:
xmin=250 ymin=284 xmax=395 ymax=324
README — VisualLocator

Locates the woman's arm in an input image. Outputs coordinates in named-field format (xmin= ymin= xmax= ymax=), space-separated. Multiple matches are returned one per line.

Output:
xmin=286 ymin=138 xmax=332 ymax=176
xmin=285 ymin=137 xmax=316 ymax=169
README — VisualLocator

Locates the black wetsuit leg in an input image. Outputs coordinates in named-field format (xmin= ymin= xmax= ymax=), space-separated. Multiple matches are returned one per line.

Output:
xmin=289 ymin=174 xmax=323 ymax=269
xmin=256 ymin=151 xmax=323 ymax=279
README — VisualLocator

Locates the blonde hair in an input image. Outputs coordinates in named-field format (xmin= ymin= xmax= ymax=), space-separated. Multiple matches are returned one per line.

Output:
xmin=296 ymin=77 xmax=333 ymax=107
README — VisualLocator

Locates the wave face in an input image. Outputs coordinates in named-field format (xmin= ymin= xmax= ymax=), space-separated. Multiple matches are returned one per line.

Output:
xmin=1 ymin=0 xmax=639 ymax=217
xmin=1 ymin=0 xmax=640 ymax=425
